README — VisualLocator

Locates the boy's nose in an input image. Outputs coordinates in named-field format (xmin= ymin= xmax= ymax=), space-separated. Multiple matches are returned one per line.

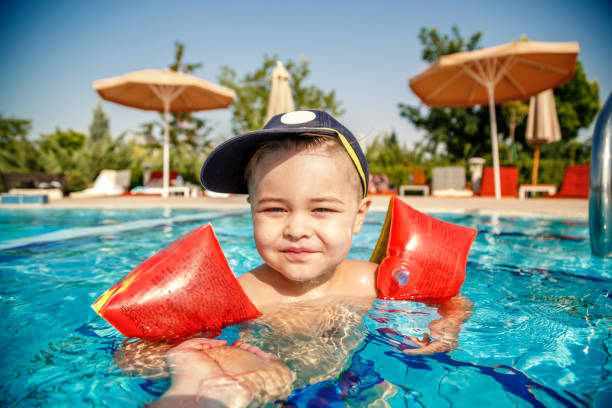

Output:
xmin=283 ymin=213 xmax=311 ymax=240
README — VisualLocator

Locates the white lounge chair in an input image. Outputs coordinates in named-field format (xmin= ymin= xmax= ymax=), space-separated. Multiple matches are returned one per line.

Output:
xmin=431 ymin=166 xmax=473 ymax=197
xmin=69 ymin=170 xmax=131 ymax=198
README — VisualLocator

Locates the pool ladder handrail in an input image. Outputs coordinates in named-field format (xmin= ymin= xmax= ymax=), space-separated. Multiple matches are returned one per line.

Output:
xmin=589 ymin=91 xmax=612 ymax=257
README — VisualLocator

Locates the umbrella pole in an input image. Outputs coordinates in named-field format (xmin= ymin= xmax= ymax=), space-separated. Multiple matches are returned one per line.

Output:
xmin=162 ymin=100 xmax=170 ymax=199
xmin=532 ymin=145 xmax=541 ymax=185
xmin=487 ymin=84 xmax=502 ymax=200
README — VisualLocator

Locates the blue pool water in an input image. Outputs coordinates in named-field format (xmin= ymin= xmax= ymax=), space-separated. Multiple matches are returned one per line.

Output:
xmin=0 ymin=208 xmax=611 ymax=407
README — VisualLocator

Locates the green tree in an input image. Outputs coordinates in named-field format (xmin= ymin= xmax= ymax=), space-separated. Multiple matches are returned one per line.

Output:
xmin=219 ymin=54 xmax=344 ymax=134
xmin=35 ymin=104 xmax=137 ymax=191
xmin=418 ymin=25 xmax=482 ymax=63
xmin=37 ymin=127 xmax=89 ymax=190
xmin=366 ymin=131 xmax=406 ymax=169
xmin=0 ymin=115 xmax=31 ymax=149
xmin=89 ymin=101 xmax=111 ymax=144
xmin=40 ymin=128 xmax=86 ymax=152
xmin=78 ymin=104 xmax=135 ymax=189
xmin=0 ymin=115 xmax=42 ymax=173
xmin=502 ymin=100 xmax=529 ymax=161
xmin=365 ymin=131 xmax=434 ymax=187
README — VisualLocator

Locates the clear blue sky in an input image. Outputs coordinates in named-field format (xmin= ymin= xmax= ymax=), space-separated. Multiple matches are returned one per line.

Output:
xmin=1 ymin=0 xmax=610 ymax=147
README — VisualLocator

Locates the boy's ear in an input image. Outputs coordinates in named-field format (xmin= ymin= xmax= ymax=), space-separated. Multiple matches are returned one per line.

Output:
xmin=352 ymin=197 xmax=372 ymax=234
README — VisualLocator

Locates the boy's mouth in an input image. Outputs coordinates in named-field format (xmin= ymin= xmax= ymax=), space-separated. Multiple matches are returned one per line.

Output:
xmin=280 ymin=247 xmax=317 ymax=261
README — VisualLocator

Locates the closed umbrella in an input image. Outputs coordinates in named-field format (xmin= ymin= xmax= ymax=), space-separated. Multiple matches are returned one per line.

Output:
xmin=93 ymin=69 xmax=235 ymax=197
xmin=264 ymin=61 xmax=295 ymax=124
xmin=409 ymin=41 xmax=578 ymax=199
xmin=525 ymin=89 xmax=562 ymax=185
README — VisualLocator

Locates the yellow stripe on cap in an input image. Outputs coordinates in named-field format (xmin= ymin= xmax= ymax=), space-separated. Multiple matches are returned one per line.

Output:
xmin=319 ymin=127 xmax=367 ymax=198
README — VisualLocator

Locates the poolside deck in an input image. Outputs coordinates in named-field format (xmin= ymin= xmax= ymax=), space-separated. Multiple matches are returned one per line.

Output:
xmin=0 ymin=194 xmax=589 ymax=219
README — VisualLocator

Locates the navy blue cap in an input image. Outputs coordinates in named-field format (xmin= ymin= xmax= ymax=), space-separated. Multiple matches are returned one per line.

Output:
xmin=200 ymin=110 xmax=369 ymax=197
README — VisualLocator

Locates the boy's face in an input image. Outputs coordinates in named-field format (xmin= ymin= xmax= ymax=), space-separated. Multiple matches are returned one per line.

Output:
xmin=248 ymin=147 xmax=370 ymax=284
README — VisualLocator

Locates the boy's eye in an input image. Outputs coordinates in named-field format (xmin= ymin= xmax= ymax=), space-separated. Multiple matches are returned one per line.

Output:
xmin=262 ymin=207 xmax=285 ymax=213
xmin=313 ymin=207 xmax=335 ymax=213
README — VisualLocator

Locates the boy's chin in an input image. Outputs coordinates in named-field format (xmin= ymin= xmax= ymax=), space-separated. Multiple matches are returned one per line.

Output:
xmin=275 ymin=266 xmax=336 ymax=285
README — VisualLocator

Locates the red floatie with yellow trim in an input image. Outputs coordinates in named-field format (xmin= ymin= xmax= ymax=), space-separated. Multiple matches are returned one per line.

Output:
xmin=91 ymin=224 xmax=261 ymax=342
xmin=371 ymin=197 xmax=478 ymax=301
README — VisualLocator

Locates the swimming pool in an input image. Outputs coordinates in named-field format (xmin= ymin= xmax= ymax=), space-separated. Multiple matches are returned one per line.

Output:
xmin=1 ymin=208 xmax=610 ymax=407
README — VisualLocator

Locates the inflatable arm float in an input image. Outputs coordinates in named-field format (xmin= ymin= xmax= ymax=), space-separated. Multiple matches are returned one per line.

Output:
xmin=92 ymin=197 xmax=476 ymax=341
xmin=91 ymin=224 xmax=261 ymax=342
xmin=371 ymin=196 xmax=478 ymax=301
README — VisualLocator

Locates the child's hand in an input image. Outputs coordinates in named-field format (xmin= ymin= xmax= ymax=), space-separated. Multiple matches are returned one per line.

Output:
xmin=402 ymin=332 xmax=454 ymax=355
xmin=403 ymin=317 xmax=461 ymax=355
xmin=403 ymin=295 xmax=472 ymax=355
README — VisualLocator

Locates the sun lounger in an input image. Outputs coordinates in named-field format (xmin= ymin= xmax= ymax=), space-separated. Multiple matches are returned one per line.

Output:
xmin=518 ymin=184 xmax=557 ymax=199
xmin=478 ymin=167 xmax=518 ymax=198
xmin=431 ymin=166 xmax=473 ymax=197
xmin=69 ymin=169 xmax=131 ymax=198
xmin=7 ymin=188 xmax=63 ymax=200
xmin=1 ymin=172 xmax=66 ymax=200
xmin=545 ymin=164 xmax=589 ymax=198
xmin=1 ymin=172 xmax=65 ymax=200
xmin=130 ymin=169 xmax=201 ymax=197
xmin=130 ymin=185 xmax=201 ymax=197
xmin=399 ymin=169 xmax=429 ymax=196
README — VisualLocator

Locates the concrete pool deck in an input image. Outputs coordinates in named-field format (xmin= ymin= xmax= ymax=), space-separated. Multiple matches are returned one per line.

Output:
xmin=1 ymin=194 xmax=589 ymax=219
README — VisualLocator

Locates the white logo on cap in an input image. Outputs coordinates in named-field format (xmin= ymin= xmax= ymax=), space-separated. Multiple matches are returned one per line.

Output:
xmin=280 ymin=111 xmax=316 ymax=125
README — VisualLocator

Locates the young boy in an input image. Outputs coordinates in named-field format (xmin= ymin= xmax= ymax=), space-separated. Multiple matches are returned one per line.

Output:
xmin=152 ymin=110 xmax=471 ymax=407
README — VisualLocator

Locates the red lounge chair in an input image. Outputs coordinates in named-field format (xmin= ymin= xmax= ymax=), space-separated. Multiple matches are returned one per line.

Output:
xmin=549 ymin=164 xmax=590 ymax=198
xmin=149 ymin=170 xmax=180 ymax=186
xmin=478 ymin=167 xmax=519 ymax=198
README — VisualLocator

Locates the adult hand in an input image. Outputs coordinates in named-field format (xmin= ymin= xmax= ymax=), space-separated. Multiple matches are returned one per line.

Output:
xmin=155 ymin=337 xmax=294 ymax=408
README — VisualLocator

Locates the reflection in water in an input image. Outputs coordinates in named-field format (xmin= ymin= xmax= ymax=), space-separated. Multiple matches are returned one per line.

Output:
xmin=239 ymin=296 xmax=373 ymax=388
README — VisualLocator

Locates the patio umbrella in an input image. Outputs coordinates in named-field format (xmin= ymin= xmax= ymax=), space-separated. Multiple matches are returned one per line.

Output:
xmin=264 ymin=61 xmax=295 ymax=124
xmin=409 ymin=41 xmax=579 ymax=199
xmin=93 ymin=69 xmax=235 ymax=197
xmin=525 ymin=89 xmax=561 ymax=185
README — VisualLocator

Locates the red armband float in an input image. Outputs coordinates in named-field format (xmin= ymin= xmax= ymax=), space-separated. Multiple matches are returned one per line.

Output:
xmin=371 ymin=197 xmax=477 ymax=301
xmin=91 ymin=224 xmax=261 ymax=342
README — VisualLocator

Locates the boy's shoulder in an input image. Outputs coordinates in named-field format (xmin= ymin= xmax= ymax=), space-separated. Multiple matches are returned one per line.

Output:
xmin=335 ymin=259 xmax=378 ymax=297
xmin=338 ymin=258 xmax=378 ymax=275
